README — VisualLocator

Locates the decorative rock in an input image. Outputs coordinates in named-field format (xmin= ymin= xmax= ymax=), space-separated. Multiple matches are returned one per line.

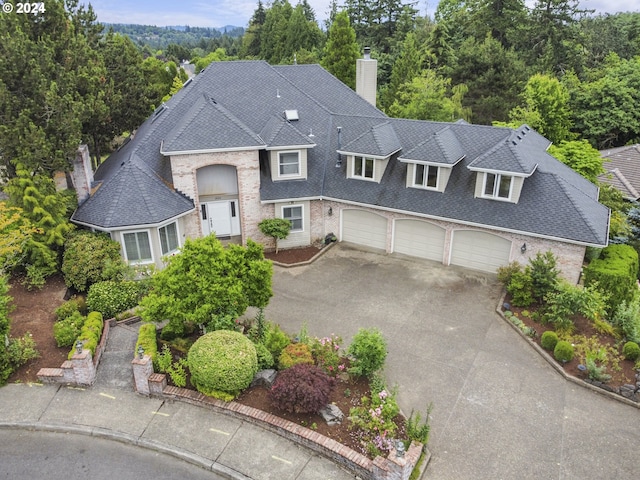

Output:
xmin=251 ymin=369 xmax=277 ymax=388
xmin=319 ymin=403 xmax=344 ymax=426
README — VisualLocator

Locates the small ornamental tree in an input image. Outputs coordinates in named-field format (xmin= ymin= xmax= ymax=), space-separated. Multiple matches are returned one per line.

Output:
xmin=140 ymin=236 xmax=272 ymax=333
xmin=347 ymin=328 xmax=387 ymax=379
xmin=258 ymin=218 xmax=291 ymax=254
xmin=270 ymin=363 xmax=335 ymax=413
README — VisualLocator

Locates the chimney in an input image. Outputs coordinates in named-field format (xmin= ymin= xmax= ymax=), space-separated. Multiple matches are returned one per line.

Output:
xmin=356 ymin=47 xmax=377 ymax=107
xmin=72 ymin=144 xmax=94 ymax=205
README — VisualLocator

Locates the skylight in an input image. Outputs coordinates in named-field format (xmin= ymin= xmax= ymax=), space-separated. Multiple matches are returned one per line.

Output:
xmin=284 ymin=109 xmax=299 ymax=121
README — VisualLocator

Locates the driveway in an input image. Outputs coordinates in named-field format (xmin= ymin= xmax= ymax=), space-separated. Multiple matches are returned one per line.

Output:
xmin=264 ymin=243 xmax=639 ymax=479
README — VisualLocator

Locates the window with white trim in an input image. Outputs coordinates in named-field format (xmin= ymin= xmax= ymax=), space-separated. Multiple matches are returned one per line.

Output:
xmin=483 ymin=173 xmax=512 ymax=200
xmin=122 ymin=231 xmax=153 ymax=263
xmin=278 ymin=151 xmax=300 ymax=176
xmin=353 ymin=156 xmax=375 ymax=180
xmin=413 ymin=164 xmax=439 ymax=189
xmin=159 ymin=222 xmax=179 ymax=255
xmin=282 ymin=205 xmax=303 ymax=232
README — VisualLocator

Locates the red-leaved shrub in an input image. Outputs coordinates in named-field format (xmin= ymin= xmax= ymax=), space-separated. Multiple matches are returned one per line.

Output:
xmin=269 ymin=364 xmax=336 ymax=413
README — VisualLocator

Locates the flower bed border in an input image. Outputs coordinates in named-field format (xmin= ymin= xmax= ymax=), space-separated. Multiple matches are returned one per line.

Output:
xmin=497 ymin=290 xmax=640 ymax=408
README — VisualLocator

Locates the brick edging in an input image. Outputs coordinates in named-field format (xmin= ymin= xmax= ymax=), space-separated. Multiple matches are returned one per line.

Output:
xmin=157 ymin=385 xmax=374 ymax=479
xmin=496 ymin=290 xmax=640 ymax=409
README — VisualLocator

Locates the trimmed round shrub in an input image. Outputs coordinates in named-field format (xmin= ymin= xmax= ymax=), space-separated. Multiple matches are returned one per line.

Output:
xmin=187 ymin=330 xmax=258 ymax=399
xmin=622 ymin=341 xmax=640 ymax=361
xmin=540 ymin=331 xmax=559 ymax=351
xmin=553 ymin=340 xmax=574 ymax=363
xmin=347 ymin=328 xmax=387 ymax=378
xmin=53 ymin=311 xmax=85 ymax=347
xmin=270 ymin=363 xmax=336 ymax=413
xmin=86 ymin=281 xmax=141 ymax=319
xmin=278 ymin=342 xmax=313 ymax=370
xmin=254 ymin=342 xmax=274 ymax=370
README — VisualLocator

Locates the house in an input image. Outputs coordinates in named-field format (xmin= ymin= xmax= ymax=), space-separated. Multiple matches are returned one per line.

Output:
xmin=598 ymin=145 xmax=640 ymax=201
xmin=70 ymin=55 xmax=610 ymax=282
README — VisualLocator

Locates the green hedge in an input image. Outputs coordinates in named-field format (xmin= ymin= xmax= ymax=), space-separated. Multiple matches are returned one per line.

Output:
xmin=53 ymin=311 xmax=86 ymax=347
xmin=86 ymin=281 xmax=141 ymax=319
xmin=135 ymin=323 xmax=158 ymax=365
xmin=68 ymin=311 xmax=104 ymax=359
xmin=584 ymin=244 xmax=639 ymax=314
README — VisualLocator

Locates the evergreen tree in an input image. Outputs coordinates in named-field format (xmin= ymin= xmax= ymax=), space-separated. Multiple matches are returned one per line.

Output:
xmin=322 ymin=11 xmax=361 ymax=89
xmin=382 ymin=32 xmax=425 ymax=111
xmin=241 ymin=0 xmax=267 ymax=58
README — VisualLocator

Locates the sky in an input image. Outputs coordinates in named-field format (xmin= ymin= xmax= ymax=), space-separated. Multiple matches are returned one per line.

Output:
xmin=87 ymin=0 xmax=638 ymax=29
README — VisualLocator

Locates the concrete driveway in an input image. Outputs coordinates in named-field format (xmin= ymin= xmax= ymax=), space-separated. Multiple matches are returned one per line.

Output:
xmin=264 ymin=243 xmax=639 ymax=480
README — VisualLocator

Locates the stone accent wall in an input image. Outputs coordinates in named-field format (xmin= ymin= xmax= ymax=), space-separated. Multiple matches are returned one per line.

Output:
xmin=132 ymin=355 xmax=154 ymax=395
xmin=169 ymin=151 xmax=272 ymax=245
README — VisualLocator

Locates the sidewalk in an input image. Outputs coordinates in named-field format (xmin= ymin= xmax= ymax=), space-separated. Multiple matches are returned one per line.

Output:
xmin=0 ymin=321 xmax=357 ymax=480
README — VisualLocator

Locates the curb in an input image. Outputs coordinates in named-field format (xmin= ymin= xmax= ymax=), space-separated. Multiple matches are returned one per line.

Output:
xmin=269 ymin=242 xmax=336 ymax=268
xmin=496 ymin=291 xmax=640 ymax=409
xmin=0 ymin=421 xmax=249 ymax=480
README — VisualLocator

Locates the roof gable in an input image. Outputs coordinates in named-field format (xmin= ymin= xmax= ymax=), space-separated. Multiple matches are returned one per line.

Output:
xmin=468 ymin=126 xmax=540 ymax=175
xmin=338 ymin=122 xmax=401 ymax=158
xmin=399 ymin=126 xmax=464 ymax=165
xmin=259 ymin=115 xmax=316 ymax=149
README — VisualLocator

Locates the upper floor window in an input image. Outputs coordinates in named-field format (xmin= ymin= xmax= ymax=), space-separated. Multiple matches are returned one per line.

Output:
xmin=483 ymin=173 xmax=512 ymax=200
xmin=159 ymin=222 xmax=179 ymax=256
xmin=279 ymin=151 xmax=300 ymax=177
xmin=282 ymin=205 xmax=303 ymax=232
xmin=413 ymin=164 xmax=438 ymax=189
xmin=353 ymin=156 xmax=375 ymax=180
xmin=122 ymin=231 xmax=153 ymax=264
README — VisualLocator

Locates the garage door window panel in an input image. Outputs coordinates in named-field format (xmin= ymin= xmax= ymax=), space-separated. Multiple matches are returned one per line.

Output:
xmin=353 ymin=156 xmax=375 ymax=180
xmin=283 ymin=205 xmax=303 ymax=232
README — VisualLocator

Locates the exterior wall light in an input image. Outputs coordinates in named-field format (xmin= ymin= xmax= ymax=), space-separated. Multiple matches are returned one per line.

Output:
xmin=521 ymin=243 xmax=527 ymax=254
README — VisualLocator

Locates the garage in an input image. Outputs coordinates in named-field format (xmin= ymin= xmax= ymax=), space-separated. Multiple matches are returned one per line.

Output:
xmin=450 ymin=230 xmax=512 ymax=273
xmin=393 ymin=219 xmax=445 ymax=262
xmin=341 ymin=209 xmax=388 ymax=250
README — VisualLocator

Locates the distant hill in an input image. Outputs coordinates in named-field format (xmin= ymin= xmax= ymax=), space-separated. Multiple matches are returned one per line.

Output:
xmin=104 ymin=23 xmax=244 ymax=49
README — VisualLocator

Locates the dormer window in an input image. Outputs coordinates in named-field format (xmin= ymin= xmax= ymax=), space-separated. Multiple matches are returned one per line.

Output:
xmin=413 ymin=164 xmax=439 ymax=189
xmin=483 ymin=173 xmax=512 ymax=200
xmin=353 ymin=156 xmax=375 ymax=180
xmin=278 ymin=151 xmax=300 ymax=177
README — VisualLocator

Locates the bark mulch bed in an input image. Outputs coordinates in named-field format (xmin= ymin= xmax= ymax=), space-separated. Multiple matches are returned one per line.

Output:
xmin=264 ymin=245 xmax=324 ymax=264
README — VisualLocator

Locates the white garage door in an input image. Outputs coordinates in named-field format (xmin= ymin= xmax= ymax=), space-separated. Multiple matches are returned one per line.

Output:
xmin=342 ymin=209 xmax=387 ymax=250
xmin=450 ymin=230 xmax=512 ymax=273
xmin=393 ymin=219 xmax=445 ymax=262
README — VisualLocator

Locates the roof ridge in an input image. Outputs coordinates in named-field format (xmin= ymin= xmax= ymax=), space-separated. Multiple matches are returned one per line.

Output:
xmin=207 ymin=96 xmax=264 ymax=144
xmin=554 ymin=173 xmax=605 ymax=243
xmin=612 ymin=168 xmax=640 ymax=199
xmin=271 ymin=64 xmax=334 ymax=116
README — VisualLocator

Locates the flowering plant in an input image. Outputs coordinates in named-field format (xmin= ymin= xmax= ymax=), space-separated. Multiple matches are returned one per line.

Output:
xmin=311 ymin=334 xmax=344 ymax=376
xmin=348 ymin=385 xmax=400 ymax=457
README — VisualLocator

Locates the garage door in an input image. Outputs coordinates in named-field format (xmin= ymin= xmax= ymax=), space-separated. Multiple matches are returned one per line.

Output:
xmin=342 ymin=209 xmax=387 ymax=250
xmin=393 ymin=219 xmax=445 ymax=262
xmin=450 ymin=230 xmax=512 ymax=273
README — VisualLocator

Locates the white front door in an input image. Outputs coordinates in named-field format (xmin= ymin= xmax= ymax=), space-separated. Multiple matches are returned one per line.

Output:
xmin=201 ymin=200 xmax=240 ymax=237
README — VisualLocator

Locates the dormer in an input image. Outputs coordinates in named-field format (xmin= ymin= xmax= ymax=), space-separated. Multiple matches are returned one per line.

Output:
xmin=260 ymin=115 xmax=316 ymax=182
xmin=338 ymin=122 xmax=401 ymax=183
xmin=398 ymin=126 xmax=465 ymax=193
xmin=467 ymin=125 xmax=540 ymax=204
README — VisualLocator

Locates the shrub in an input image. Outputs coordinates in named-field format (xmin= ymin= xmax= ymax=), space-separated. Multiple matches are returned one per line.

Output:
xmin=263 ymin=322 xmax=291 ymax=360
xmin=87 ymin=281 xmax=142 ymax=319
xmin=269 ymin=363 xmax=335 ymax=413
xmin=187 ymin=330 xmax=258 ymax=399
xmin=528 ymin=251 xmax=560 ymax=302
xmin=540 ymin=331 xmax=559 ymax=351
xmin=584 ymin=244 xmax=639 ymax=314
xmin=347 ymin=328 xmax=387 ymax=378
xmin=311 ymin=334 xmax=343 ymax=375
xmin=349 ymin=385 xmax=400 ymax=457
xmin=68 ymin=311 xmax=104 ymax=359
xmin=622 ymin=341 xmax=640 ymax=361
xmin=135 ymin=323 xmax=158 ymax=365
xmin=53 ymin=311 xmax=85 ymax=347
xmin=612 ymin=298 xmax=640 ymax=344
xmin=6 ymin=332 xmax=39 ymax=367
xmin=160 ymin=318 xmax=195 ymax=341
xmin=278 ymin=342 xmax=314 ymax=370
xmin=62 ymin=230 xmax=127 ymax=292
xmin=506 ymin=270 xmax=534 ymax=307
xmin=254 ymin=341 xmax=274 ymax=370
xmin=405 ymin=405 xmax=433 ymax=446
xmin=553 ymin=340 xmax=574 ymax=363
xmin=156 ymin=344 xmax=173 ymax=373
xmin=55 ymin=298 xmax=82 ymax=321
xmin=497 ymin=261 xmax=524 ymax=287
xmin=586 ymin=357 xmax=611 ymax=382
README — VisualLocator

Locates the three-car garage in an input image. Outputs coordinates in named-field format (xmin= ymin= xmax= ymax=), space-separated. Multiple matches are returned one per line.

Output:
xmin=340 ymin=208 xmax=513 ymax=273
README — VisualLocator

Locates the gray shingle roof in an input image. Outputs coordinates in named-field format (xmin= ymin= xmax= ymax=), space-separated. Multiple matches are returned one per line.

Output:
xmin=72 ymin=60 xmax=609 ymax=246
xmin=599 ymin=144 xmax=640 ymax=200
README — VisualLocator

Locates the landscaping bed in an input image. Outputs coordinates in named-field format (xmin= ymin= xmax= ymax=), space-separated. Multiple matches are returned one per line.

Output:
xmin=264 ymin=244 xmax=323 ymax=264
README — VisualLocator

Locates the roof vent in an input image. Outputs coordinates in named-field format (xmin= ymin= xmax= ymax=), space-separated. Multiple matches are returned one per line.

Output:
xmin=276 ymin=89 xmax=281 ymax=99
xmin=152 ymin=104 xmax=167 ymax=123
xmin=363 ymin=46 xmax=371 ymax=60
xmin=308 ymin=128 xmax=314 ymax=137
xmin=512 ymin=140 xmax=518 ymax=146
xmin=284 ymin=109 xmax=299 ymax=121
